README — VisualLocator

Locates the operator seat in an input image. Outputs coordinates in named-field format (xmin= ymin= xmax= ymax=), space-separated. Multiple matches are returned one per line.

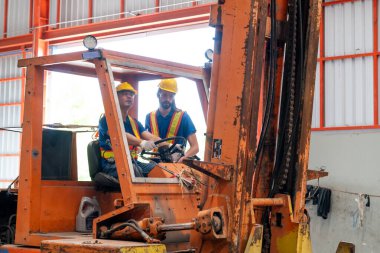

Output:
xmin=87 ymin=140 xmax=120 ymax=191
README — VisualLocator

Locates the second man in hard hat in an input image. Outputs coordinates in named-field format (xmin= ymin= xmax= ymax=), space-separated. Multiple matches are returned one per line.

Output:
xmin=145 ymin=78 xmax=199 ymax=162
xmin=98 ymin=82 xmax=159 ymax=178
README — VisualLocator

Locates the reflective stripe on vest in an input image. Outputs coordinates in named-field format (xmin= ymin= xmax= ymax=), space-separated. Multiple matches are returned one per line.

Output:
xmin=128 ymin=116 xmax=141 ymax=159
xmin=128 ymin=115 xmax=141 ymax=139
xmin=149 ymin=111 xmax=160 ymax=137
xmin=100 ymin=148 xmax=114 ymax=159
xmin=100 ymin=116 xmax=141 ymax=160
xmin=149 ymin=110 xmax=184 ymax=144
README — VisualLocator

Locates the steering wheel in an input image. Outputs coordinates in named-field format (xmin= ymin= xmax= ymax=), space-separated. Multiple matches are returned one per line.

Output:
xmin=140 ymin=136 xmax=187 ymax=163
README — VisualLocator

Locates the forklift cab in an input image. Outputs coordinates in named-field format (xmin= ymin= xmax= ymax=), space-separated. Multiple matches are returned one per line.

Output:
xmin=14 ymin=45 xmax=214 ymax=250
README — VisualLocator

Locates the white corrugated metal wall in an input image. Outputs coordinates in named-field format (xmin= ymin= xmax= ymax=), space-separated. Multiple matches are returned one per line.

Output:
xmin=126 ymin=0 xmax=156 ymax=16
xmin=312 ymin=62 xmax=320 ymax=128
xmin=0 ymin=0 xmax=4 ymax=39
xmin=48 ymin=0 xmax=217 ymax=28
xmin=0 ymin=0 xmax=30 ymax=38
xmin=59 ymin=0 xmax=90 ymax=28
xmin=309 ymin=1 xmax=380 ymax=252
xmin=323 ymin=0 xmax=374 ymax=127
xmin=93 ymin=0 xmax=120 ymax=22
xmin=7 ymin=0 xmax=31 ymax=37
xmin=0 ymin=52 xmax=24 ymax=188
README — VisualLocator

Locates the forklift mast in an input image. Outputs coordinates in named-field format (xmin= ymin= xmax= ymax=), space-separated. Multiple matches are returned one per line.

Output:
xmin=1 ymin=0 xmax=322 ymax=252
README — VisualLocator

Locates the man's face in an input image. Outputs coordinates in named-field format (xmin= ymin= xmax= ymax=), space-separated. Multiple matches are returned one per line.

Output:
xmin=158 ymin=90 xmax=175 ymax=110
xmin=117 ymin=90 xmax=135 ymax=109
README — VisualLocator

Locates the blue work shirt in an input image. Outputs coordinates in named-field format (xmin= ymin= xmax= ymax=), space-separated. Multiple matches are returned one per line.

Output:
xmin=145 ymin=109 xmax=196 ymax=144
xmin=98 ymin=115 xmax=145 ymax=178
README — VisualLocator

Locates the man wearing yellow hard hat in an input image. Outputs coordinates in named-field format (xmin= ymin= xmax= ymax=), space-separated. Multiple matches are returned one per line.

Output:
xmin=145 ymin=78 xmax=199 ymax=162
xmin=98 ymin=82 xmax=159 ymax=178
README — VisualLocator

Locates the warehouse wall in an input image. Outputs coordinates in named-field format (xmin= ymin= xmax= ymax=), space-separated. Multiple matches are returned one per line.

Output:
xmin=0 ymin=52 xmax=27 ymax=188
xmin=48 ymin=0 xmax=216 ymax=28
xmin=308 ymin=130 xmax=380 ymax=252
xmin=308 ymin=0 xmax=380 ymax=251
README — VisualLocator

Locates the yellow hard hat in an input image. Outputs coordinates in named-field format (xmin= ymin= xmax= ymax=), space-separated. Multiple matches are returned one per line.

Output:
xmin=158 ymin=78 xmax=177 ymax=94
xmin=116 ymin=82 xmax=137 ymax=94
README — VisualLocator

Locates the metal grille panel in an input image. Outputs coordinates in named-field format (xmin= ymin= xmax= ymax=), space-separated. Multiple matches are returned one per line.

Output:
xmin=160 ymin=0 xmax=192 ymax=11
xmin=325 ymin=57 xmax=374 ymax=127
xmin=93 ymin=0 xmax=121 ymax=22
xmin=125 ymin=0 xmax=155 ymax=16
xmin=60 ymin=0 xmax=89 ymax=28
xmin=0 ymin=54 xmax=23 ymax=79
xmin=0 ymin=106 xmax=21 ymax=128
xmin=0 ymin=80 xmax=22 ymax=104
xmin=7 ymin=0 xmax=30 ymax=37
xmin=0 ymin=157 xmax=19 ymax=188
xmin=324 ymin=0 xmax=373 ymax=57
xmin=0 ymin=131 xmax=20 ymax=154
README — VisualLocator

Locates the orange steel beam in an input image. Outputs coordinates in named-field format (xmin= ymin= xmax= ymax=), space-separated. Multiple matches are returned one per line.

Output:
xmin=319 ymin=6 xmax=325 ymax=128
xmin=0 ymin=102 xmax=22 ymax=106
xmin=3 ymin=0 xmax=8 ymax=38
xmin=93 ymin=58 xmax=136 ymax=204
xmin=0 ymin=35 xmax=33 ymax=52
xmin=322 ymin=0 xmax=361 ymax=6
xmin=48 ymin=16 xmax=208 ymax=46
xmin=89 ymin=0 xmax=93 ymax=24
xmin=0 ymin=4 xmax=212 ymax=52
xmin=29 ymin=0 xmax=33 ymax=32
xmin=0 ymin=179 xmax=14 ymax=183
xmin=55 ymin=0 xmax=61 ymax=29
xmin=0 ymin=154 xmax=20 ymax=157
xmin=0 ymin=76 xmax=24 ymax=82
xmin=312 ymin=125 xmax=380 ymax=131
xmin=373 ymin=0 xmax=378 ymax=125
xmin=42 ymin=4 xmax=211 ymax=42
xmin=21 ymin=49 xmax=27 ymax=124
xmin=15 ymin=65 xmax=44 ymax=246
xmin=103 ymin=51 xmax=204 ymax=78
xmin=32 ymin=0 xmax=49 ymax=57
xmin=18 ymin=51 xmax=83 ymax=67
xmin=155 ymin=0 xmax=160 ymax=13
xmin=319 ymin=52 xmax=374 ymax=61
xmin=120 ymin=0 xmax=125 ymax=19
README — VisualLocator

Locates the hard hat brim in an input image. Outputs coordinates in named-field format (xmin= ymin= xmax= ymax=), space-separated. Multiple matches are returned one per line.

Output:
xmin=159 ymin=87 xmax=177 ymax=94
xmin=117 ymin=88 xmax=137 ymax=95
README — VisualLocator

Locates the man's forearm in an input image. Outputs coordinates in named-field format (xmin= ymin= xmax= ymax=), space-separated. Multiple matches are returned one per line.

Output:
xmin=185 ymin=146 xmax=199 ymax=158
xmin=141 ymin=131 xmax=160 ymax=141
xmin=126 ymin=133 xmax=142 ymax=146
xmin=184 ymin=133 xmax=199 ymax=158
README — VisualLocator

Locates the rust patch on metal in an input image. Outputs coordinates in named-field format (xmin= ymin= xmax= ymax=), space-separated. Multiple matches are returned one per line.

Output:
xmin=182 ymin=160 xmax=234 ymax=181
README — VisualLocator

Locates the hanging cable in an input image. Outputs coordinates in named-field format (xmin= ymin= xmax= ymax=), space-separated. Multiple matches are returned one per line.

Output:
xmin=255 ymin=0 xmax=278 ymax=166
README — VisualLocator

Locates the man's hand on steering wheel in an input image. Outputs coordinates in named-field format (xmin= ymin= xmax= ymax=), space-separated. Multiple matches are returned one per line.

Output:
xmin=140 ymin=136 xmax=186 ymax=163
xmin=140 ymin=140 xmax=157 ymax=151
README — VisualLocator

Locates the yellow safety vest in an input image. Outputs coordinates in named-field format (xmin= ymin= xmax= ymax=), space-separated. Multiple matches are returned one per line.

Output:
xmin=149 ymin=110 xmax=184 ymax=144
xmin=100 ymin=115 xmax=141 ymax=160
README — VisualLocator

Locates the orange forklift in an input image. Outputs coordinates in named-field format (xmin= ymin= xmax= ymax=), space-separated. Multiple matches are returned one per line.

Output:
xmin=0 ymin=0 xmax=324 ymax=252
